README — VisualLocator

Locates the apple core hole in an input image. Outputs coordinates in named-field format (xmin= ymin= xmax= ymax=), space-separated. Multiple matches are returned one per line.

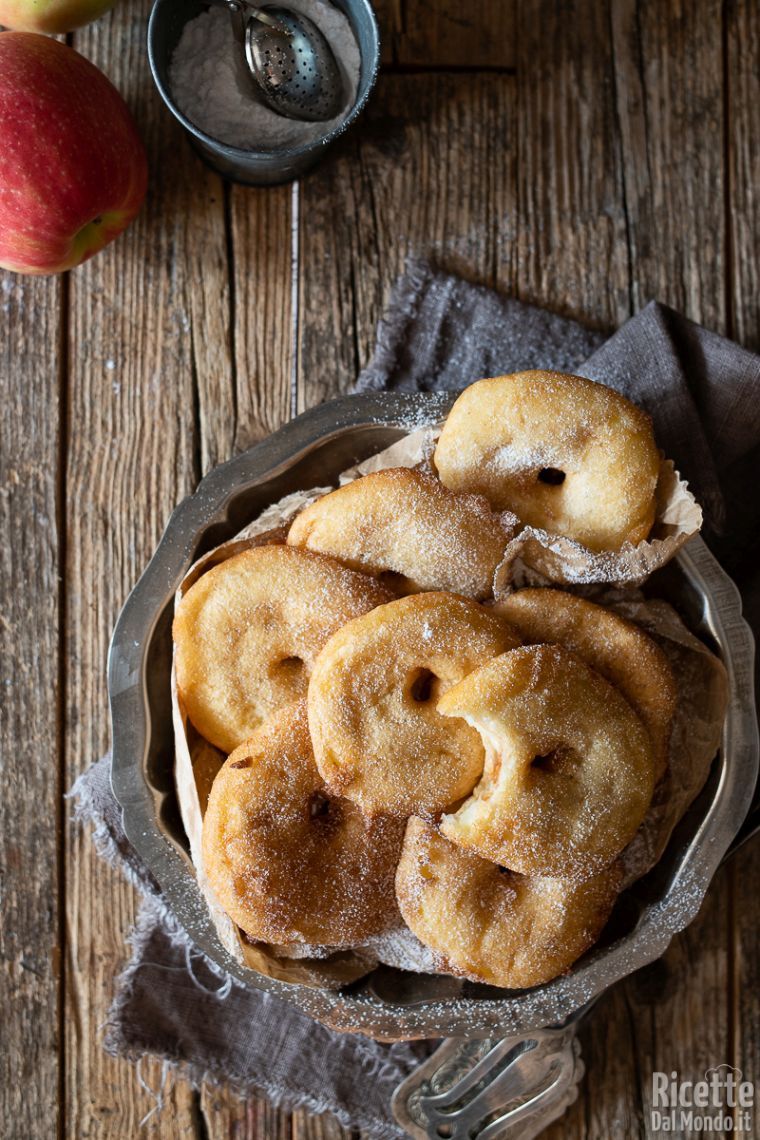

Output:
xmin=410 ymin=669 xmax=436 ymax=703
xmin=309 ymin=792 xmax=331 ymax=819
xmin=538 ymin=467 xmax=566 ymax=485
xmin=531 ymin=751 xmax=560 ymax=773
xmin=531 ymin=746 xmax=576 ymax=776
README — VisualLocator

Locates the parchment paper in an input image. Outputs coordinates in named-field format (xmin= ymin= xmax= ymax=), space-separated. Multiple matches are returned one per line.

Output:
xmin=172 ymin=426 xmax=725 ymax=989
xmin=495 ymin=460 xmax=703 ymax=591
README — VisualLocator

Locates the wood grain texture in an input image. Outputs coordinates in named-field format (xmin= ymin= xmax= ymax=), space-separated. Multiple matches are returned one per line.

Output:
xmin=384 ymin=1 xmax=517 ymax=68
xmin=726 ymin=0 xmax=760 ymax=350
xmin=727 ymin=0 xmax=760 ymax=1104
xmin=0 ymin=272 xmax=63 ymax=1140
xmin=198 ymin=1090 xmax=319 ymax=1140
xmin=372 ymin=2 xmax=516 ymax=68
xmin=734 ymin=843 xmax=760 ymax=1132
xmin=228 ymin=184 xmax=294 ymax=453
xmin=513 ymin=0 xmax=631 ymax=330
xmin=181 ymin=174 xmax=234 ymax=479
xmin=296 ymin=71 xmax=516 ymax=409
xmin=197 ymin=1096 xmax=353 ymax=1140
xmin=372 ymin=0 xmax=402 ymax=65
xmin=611 ymin=0 xmax=726 ymax=330
xmin=64 ymin=2 xmax=224 ymax=1134
xmin=291 ymin=1109 xmax=353 ymax=1140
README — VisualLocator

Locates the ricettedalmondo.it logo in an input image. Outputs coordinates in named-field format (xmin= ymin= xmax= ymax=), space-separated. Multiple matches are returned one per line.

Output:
xmin=651 ymin=1064 xmax=755 ymax=1133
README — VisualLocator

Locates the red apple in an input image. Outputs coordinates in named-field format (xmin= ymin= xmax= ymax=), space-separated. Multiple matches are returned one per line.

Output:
xmin=0 ymin=0 xmax=116 ymax=35
xmin=0 ymin=33 xmax=148 ymax=274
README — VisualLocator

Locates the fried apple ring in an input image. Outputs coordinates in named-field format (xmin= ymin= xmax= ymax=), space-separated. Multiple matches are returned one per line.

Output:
xmin=396 ymin=819 xmax=621 ymax=988
xmin=492 ymin=588 xmax=676 ymax=780
xmin=174 ymin=545 xmax=391 ymax=753
xmin=434 ymin=371 xmax=660 ymax=551
xmin=287 ymin=467 xmax=514 ymax=600
xmin=308 ymin=592 xmax=520 ymax=817
xmin=438 ymin=644 xmax=655 ymax=879
xmin=202 ymin=703 xmax=404 ymax=946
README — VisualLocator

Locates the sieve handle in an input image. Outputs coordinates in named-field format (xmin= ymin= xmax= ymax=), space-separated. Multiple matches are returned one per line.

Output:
xmin=391 ymin=1013 xmax=589 ymax=1140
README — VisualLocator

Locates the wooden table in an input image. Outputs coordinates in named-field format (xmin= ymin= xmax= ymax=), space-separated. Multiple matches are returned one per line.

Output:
xmin=2 ymin=1 xmax=758 ymax=1136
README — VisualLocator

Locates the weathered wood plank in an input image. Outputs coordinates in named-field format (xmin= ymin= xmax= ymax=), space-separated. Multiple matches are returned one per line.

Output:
xmin=726 ymin=0 xmax=760 ymax=1113
xmin=182 ymin=178 xmax=234 ymax=478
xmin=381 ymin=1 xmax=517 ymax=69
xmin=64 ymin=2 xmax=228 ymax=1134
xmin=514 ymin=0 xmax=630 ymax=330
xmin=0 ymin=271 xmax=63 ymax=1139
xmin=726 ymin=0 xmax=760 ymax=351
xmin=733 ymin=844 xmax=759 ymax=1131
xmin=291 ymin=1109 xmax=353 ymax=1140
xmin=199 ymin=1087 xmax=296 ymax=1139
xmin=228 ymin=183 xmax=294 ymax=453
xmin=296 ymin=70 xmax=516 ymax=409
xmin=371 ymin=0 xmax=401 ymax=65
xmin=611 ymin=0 xmax=726 ymax=331
xmin=197 ymin=1094 xmax=350 ymax=1140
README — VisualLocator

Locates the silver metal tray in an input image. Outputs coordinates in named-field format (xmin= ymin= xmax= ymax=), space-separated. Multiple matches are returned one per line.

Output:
xmin=109 ymin=393 xmax=758 ymax=1040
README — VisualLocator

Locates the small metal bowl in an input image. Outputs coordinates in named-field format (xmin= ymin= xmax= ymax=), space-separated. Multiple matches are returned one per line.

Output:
xmin=109 ymin=393 xmax=758 ymax=1039
xmin=147 ymin=0 xmax=379 ymax=185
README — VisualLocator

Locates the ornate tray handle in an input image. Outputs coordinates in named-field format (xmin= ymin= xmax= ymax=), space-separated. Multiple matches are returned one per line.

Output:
xmin=392 ymin=1005 xmax=590 ymax=1139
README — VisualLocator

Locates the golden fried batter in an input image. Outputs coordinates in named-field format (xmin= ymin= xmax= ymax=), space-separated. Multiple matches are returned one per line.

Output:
xmin=308 ymin=591 xmax=520 ymax=817
xmin=434 ymin=371 xmax=660 ymax=551
xmin=202 ymin=703 xmax=404 ymax=946
xmin=492 ymin=588 xmax=676 ymax=779
xmin=396 ymin=819 xmax=621 ymax=988
xmin=174 ymin=545 xmax=391 ymax=753
xmin=288 ymin=467 xmax=514 ymax=599
xmin=438 ymin=644 xmax=655 ymax=880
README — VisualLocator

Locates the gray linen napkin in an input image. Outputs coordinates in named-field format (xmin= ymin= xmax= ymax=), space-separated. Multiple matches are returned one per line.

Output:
xmin=72 ymin=258 xmax=760 ymax=1135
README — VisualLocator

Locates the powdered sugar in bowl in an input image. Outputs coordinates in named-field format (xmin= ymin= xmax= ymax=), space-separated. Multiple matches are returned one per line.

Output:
xmin=147 ymin=0 xmax=379 ymax=185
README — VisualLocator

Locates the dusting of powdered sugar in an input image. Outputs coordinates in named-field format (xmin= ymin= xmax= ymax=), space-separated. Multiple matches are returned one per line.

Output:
xmin=177 ymin=414 xmax=722 ymax=1018
xmin=169 ymin=0 xmax=361 ymax=151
